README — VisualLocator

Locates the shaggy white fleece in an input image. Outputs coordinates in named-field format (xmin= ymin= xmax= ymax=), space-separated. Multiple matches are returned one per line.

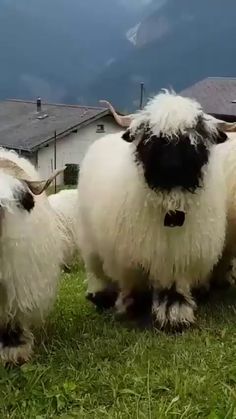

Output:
xmin=48 ymin=189 xmax=79 ymax=268
xmin=211 ymin=138 xmax=236 ymax=282
xmin=0 ymin=148 xmax=64 ymax=363
xmin=77 ymin=92 xmax=227 ymax=328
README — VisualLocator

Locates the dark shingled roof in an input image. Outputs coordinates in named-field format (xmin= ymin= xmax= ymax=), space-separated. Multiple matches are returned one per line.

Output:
xmin=180 ymin=77 xmax=236 ymax=119
xmin=0 ymin=99 xmax=111 ymax=152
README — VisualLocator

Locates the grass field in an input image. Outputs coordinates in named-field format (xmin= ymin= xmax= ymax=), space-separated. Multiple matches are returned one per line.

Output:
xmin=1 ymin=264 xmax=236 ymax=418
xmin=46 ymin=184 xmax=75 ymax=196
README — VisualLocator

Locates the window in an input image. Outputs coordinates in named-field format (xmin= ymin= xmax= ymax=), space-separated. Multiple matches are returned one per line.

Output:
xmin=96 ymin=124 xmax=105 ymax=133
xmin=64 ymin=164 xmax=80 ymax=186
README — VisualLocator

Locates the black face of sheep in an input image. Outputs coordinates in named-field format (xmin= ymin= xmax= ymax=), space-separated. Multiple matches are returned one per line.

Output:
xmin=122 ymin=118 xmax=228 ymax=194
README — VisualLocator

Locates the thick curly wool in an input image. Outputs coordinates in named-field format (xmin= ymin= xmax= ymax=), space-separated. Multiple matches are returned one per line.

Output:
xmin=211 ymin=138 xmax=236 ymax=281
xmin=0 ymin=148 xmax=64 ymax=362
xmin=128 ymin=91 xmax=220 ymax=141
xmin=48 ymin=189 xmax=79 ymax=268
xmin=0 ymin=148 xmax=64 ymax=322
xmin=78 ymin=133 xmax=226 ymax=286
xmin=77 ymin=91 xmax=228 ymax=329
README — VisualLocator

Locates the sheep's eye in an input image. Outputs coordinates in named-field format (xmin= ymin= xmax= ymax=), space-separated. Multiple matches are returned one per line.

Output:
xmin=122 ymin=129 xmax=134 ymax=143
xmin=14 ymin=189 xmax=35 ymax=212
xmin=215 ymin=129 xmax=228 ymax=144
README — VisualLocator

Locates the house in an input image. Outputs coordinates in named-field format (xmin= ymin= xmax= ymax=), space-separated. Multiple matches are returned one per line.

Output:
xmin=180 ymin=77 xmax=236 ymax=122
xmin=0 ymin=98 xmax=122 ymax=185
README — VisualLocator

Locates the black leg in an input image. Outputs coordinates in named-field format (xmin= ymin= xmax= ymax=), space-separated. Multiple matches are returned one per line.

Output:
xmin=192 ymin=285 xmax=211 ymax=304
xmin=122 ymin=288 xmax=153 ymax=318
xmin=152 ymin=283 xmax=196 ymax=332
xmin=0 ymin=322 xmax=33 ymax=365
xmin=86 ymin=283 xmax=119 ymax=311
xmin=0 ymin=324 xmax=25 ymax=348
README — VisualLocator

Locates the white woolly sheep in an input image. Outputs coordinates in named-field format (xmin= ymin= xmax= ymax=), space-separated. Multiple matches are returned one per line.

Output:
xmin=0 ymin=148 xmax=64 ymax=364
xmin=99 ymin=99 xmax=236 ymax=293
xmin=101 ymin=100 xmax=236 ymax=292
xmin=77 ymin=91 xmax=230 ymax=331
xmin=48 ymin=189 xmax=79 ymax=269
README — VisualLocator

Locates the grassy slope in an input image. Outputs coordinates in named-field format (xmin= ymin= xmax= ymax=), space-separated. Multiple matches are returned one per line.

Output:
xmin=46 ymin=184 xmax=75 ymax=196
xmin=1 ymin=265 xmax=236 ymax=418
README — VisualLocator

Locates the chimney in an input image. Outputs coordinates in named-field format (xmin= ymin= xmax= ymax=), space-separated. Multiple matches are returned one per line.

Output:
xmin=36 ymin=97 xmax=41 ymax=113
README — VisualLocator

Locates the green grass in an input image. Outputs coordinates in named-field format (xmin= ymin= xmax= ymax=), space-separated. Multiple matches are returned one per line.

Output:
xmin=46 ymin=184 xmax=75 ymax=196
xmin=2 ymin=265 xmax=236 ymax=418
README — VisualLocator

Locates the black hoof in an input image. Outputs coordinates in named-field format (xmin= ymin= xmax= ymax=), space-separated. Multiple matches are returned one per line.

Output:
xmin=125 ymin=289 xmax=153 ymax=318
xmin=192 ymin=277 xmax=231 ymax=305
xmin=86 ymin=287 xmax=118 ymax=311
xmin=0 ymin=324 xmax=24 ymax=348
xmin=192 ymin=286 xmax=210 ymax=304
xmin=152 ymin=284 xmax=195 ymax=333
xmin=210 ymin=278 xmax=231 ymax=291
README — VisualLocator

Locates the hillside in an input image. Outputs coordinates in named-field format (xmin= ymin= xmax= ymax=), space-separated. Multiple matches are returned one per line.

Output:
xmin=1 ymin=0 xmax=236 ymax=110
xmin=84 ymin=0 xmax=236 ymax=110
xmin=0 ymin=0 xmax=139 ymax=102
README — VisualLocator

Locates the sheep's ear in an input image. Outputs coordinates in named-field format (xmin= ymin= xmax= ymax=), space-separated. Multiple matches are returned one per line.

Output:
xmin=122 ymin=122 xmax=151 ymax=143
xmin=122 ymin=128 xmax=134 ymax=142
xmin=201 ymin=115 xmax=229 ymax=144
xmin=215 ymin=129 xmax=228 ymax=144
xmin=22 ymin=167 xmax=66 ymax=195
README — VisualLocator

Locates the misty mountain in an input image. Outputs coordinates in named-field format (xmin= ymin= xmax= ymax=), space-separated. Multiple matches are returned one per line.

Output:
xmin=84 ymin=0 xmax=236 ymax=110
xmin=1 ymin=0 xmax=236 ymax=111
xmin=0 ymin=0 xmax=143 ymax=102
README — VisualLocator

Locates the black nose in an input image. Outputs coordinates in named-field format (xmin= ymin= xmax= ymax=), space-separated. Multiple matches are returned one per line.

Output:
xmin=14 ymin=189 xmax=35 ymax=212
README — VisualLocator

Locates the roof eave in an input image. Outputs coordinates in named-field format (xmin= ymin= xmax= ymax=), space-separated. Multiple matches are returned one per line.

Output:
xmin=2 ymin=145 xmax=33 ymax=153
xmin=29 ymin=109 xmax=111 ymax=152
xmin=209 ymin=112 xmax=236 ymax=122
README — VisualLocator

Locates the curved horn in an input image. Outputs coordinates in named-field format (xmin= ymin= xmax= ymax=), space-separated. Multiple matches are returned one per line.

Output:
xmin=99 ymin=100 xmax=133 ymax=128
xmin=21 ymin=167 xmax=66 ymax=195
xmin=0 ymin=159 xmax=66 ymax=195
xmin=216 ymin=121 xmax=236 ymax=132
xmin=205 ymin=114 xmax=236 ymax=132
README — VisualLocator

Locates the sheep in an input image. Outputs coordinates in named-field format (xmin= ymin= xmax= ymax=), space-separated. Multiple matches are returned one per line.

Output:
xmin=0 ymin=147 xmax=65 ymax=364
xmin=77 ymin=90 xmax=230 ymax=331
xmin=48 ymin=189 xmax=79 ymax=270
xmin=101 ymin=99 xmax=236 ymax=295
xmin=100 ymin=99 xmax=236 ymax=293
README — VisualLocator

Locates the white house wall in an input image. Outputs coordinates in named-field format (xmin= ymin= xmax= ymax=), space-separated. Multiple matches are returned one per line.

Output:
xmin=37 ymin=116 xmax=121 ymax=184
